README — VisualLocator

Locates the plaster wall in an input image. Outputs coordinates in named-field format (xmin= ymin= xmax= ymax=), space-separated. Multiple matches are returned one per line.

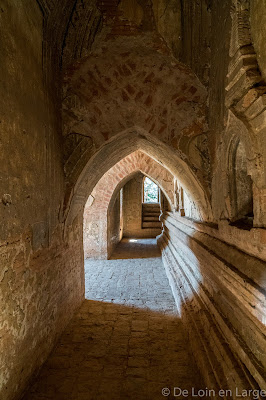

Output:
xmin=123 ymin=173 xmax=143 ymax=237
xmin=107 ymin=192 xmax=122 ymax=258
xmin=0 ymin=3 xmax=84 ymax=400
xmin=2 ymin=1 xmax=266 ymax=398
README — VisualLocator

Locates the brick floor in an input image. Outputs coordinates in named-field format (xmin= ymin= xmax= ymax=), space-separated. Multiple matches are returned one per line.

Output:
xmin=23 ymin=239 xmax=205 ymax=400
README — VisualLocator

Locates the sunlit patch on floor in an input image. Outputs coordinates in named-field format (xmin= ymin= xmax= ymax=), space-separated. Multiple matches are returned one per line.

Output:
xmin=22 ymin=239 xmax=205 ymax=400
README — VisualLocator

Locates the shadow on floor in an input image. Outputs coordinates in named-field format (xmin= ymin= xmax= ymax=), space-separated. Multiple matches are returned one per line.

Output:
xmin=110 ymin=238 xmax=161 ymax=260
xmin=22 ymin=300 xmax=204 ymax=400
xmin=23 ymin=239 xmax=206 ymax=399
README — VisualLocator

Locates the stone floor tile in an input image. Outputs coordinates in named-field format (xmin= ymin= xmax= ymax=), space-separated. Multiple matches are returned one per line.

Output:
xmin=23 ymin=239 xmax=205 ymax=400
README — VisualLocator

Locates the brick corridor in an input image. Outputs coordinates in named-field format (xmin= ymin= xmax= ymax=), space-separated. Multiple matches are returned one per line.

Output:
xmin=23 ymin=239 xmax=204 ymax=400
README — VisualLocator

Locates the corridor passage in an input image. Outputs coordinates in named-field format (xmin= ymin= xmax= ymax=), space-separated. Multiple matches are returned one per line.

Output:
xmin=23 ymin=239 xmax=204 ymax=400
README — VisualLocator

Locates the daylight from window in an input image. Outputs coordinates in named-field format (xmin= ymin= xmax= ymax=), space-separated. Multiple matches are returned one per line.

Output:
xmin=143 ymin=177 xmax=159 ymax=203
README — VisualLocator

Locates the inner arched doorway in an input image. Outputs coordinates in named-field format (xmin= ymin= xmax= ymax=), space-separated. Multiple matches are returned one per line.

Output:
xmin=81 ymin=146 xmax=206 ymax=397
xmin=83 ymin=151 xmax=175 ymax=259
xmin=82 ymin=148 xmax=204 ymax=261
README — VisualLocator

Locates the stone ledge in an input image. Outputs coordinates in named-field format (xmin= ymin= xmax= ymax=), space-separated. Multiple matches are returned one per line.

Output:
xmin=167 ymin=212 xmax=266 ymax=261
xmin=159 ymin=237 xmax=256 ymax=395
xmin=158 ymin=212 xmax=266 ymax=390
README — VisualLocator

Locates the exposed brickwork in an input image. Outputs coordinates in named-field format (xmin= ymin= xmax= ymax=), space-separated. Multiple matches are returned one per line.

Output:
xmin=0 ymin=3 xmax=83 ymax=400
xmin=97 ymin=0 xmax=142 ymax=37
xmin=224 ymin=2 xmax=266 ymax=226
xmin=22 ymin=239 xmax=204 ymax=400
xmin=63 ymin=44 xmax=206 ymax=145
xmin=62 ymin=37 xmax=208 ymax=197
xmin=0 ymin=222 xmax=84 ymax=400
xmin=83 ymin=151 xmax=174 ymax=259
xmin=2 ymin=1 xmax=266 ymax=400
xmin=158 ymin=214 xmax=266 ymax=392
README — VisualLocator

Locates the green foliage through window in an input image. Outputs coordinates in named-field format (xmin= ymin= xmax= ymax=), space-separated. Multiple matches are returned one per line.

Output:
xmin=143 ymin=177 xmax=159 ymax=203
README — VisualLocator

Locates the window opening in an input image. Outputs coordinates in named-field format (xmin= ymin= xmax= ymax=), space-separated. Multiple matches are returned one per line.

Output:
xmin=143 ymin=177 xmax=159 ymax=203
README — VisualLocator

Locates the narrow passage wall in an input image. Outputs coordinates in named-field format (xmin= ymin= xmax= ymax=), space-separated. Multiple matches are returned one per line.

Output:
xmin=0 ymin=3 xmax=85 ymax=400
xmin=158 ymin=212 xmax=266 ymax=394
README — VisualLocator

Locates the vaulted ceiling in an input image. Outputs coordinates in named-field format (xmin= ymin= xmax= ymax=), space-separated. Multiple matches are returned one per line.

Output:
xmin=39 ymin=0 xmax=213 ymax=213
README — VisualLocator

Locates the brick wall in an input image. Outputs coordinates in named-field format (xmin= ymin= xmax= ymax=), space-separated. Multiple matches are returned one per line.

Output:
xmin=159 ymin=213 xmax=266 ymax=392
xmin=0 ymin=2 xmax=84 ymax=399
xmin=83 ymin=150 xmax=174 ymax=258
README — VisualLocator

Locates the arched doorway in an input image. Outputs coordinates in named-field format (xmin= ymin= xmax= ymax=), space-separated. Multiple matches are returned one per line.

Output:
xmin=82 ymin=150 xmax=177 ymax=260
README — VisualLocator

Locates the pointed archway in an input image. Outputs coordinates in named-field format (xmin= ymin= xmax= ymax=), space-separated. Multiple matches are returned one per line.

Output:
xmin=65 ymin=127 xmax=213 ymax=229
xmin=83 ymin=150 xmax=175 ymax=259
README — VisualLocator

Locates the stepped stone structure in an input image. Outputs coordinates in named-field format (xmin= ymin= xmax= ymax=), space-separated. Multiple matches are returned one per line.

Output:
xmin=1 ymin=1 xmax=266 ymax=399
